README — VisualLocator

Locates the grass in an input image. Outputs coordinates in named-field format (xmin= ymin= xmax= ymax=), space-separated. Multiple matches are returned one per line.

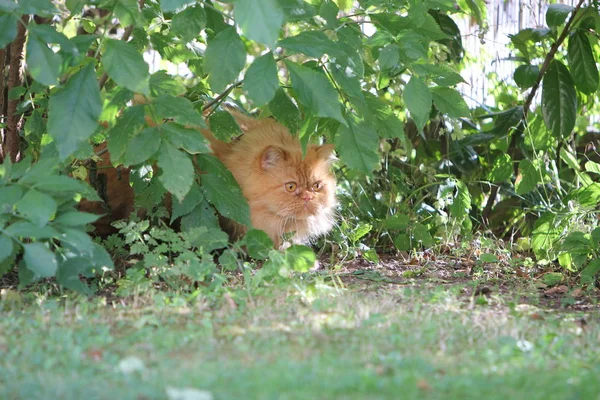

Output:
xmin=1 ymin=273 xmax=599 ymax=400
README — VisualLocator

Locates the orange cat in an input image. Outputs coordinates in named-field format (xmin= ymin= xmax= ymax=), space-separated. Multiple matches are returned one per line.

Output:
xmin=79 ymin=111 xmax=337 ymax=248
xmin=205 ymin=112 xmax=337 ymax=248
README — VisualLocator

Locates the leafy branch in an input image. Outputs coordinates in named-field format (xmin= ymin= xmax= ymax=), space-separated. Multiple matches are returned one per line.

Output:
xmin=522 ymin=0 xmax=586 ymax=117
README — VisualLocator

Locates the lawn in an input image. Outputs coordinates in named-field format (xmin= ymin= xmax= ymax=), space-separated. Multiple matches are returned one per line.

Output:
xmin=1 ymin=258 xmax=599 ymax=400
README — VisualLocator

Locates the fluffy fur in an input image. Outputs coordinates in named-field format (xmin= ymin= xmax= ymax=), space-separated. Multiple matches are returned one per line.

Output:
xmin=79 ymin=111 xmax=337 ymax=247
xmin=205 ymin=112 xmax=337 ymax=248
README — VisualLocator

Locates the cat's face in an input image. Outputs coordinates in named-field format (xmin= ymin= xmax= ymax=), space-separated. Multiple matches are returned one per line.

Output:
xmin=257 ymin=144 xmax=336 ymax=221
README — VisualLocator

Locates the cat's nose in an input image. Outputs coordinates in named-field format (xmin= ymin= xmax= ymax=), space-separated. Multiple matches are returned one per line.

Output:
xmin=300 ymin=191 xmax=313 ymax=202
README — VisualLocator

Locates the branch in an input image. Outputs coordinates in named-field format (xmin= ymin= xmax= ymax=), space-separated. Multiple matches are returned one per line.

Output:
xmin=201 ymin=80 xmax=243 ymax=113
xmin=98 ymin=0 xmax=146 ymax=90
xmin=5 ymin=15 xmax=29 ymax=163
xmin=0 ymin=48 xmax=7 ymax=163
xmin=522 ymin=0 xmax=587 ymax=118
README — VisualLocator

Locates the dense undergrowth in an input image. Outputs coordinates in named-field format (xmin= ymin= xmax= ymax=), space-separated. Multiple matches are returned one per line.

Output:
xmin=1 ymin=0 xmax=600 ymax=294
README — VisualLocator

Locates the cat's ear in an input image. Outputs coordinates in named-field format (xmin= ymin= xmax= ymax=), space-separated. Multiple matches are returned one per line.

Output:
xmin=261 ymin=146 xmax=286 ymax=170
xmin=315 ymin=144 xmax=337 ymax=163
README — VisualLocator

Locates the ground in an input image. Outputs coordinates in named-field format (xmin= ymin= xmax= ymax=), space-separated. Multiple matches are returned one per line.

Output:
xmin=1 ymin=251 xmax=599 ymax=400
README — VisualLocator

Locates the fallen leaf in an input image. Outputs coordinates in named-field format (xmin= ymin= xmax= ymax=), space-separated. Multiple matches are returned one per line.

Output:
xmin=530 ymin=313 xmax=544 ymax=320
xmin=544 ymin=285 xmax=568 ymax=296
xmin=516 ymin=268 xmax=529 ymax=278
xmin=572 ymin=287 xmax=584 ymax=298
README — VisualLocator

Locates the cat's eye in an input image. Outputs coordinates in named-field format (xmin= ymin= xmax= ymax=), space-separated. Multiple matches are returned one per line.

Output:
xmin=285 ymin=182 xmax=297 ymax=192
xmin=312 ymin=181 xmax=323 ymax=191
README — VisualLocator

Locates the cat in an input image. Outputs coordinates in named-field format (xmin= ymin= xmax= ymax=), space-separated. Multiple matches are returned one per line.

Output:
xmin=204 ymin=111 xmax=337 ymax=248
xmin=79 ymin=110 xmax=337 ymax=248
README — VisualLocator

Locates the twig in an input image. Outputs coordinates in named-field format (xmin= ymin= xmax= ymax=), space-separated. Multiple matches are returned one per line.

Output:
xmin=522 ymin=0 xmax=587 ymax=118
xmin=0 ymin=47 xmax=7 ymax=163
xmin=201 ymin=80 xmax=243 ymax=113
xmin=98 ymin=0 xmax=146 ymax=90
xmin=82 ymin=146 xmax=109 ymax=167
xmin=5 ymin=15 xmax=29 ymax=163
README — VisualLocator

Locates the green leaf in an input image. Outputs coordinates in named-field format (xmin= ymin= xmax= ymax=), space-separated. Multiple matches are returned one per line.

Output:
xmin=285 ymin=244 xmax=316 ymax=272
xmin=334 ymin=116 xmax=379 ymax=175
xmin=448 ymin=180 xmax=471 ymax=221
xmin=0 ymin=235 xmax=14 ymax=263
xmin=113 ymin=0 xmax=142 ymax=26
xmin=568 ymin=31 xmax=599 ymax=95
xmin=23 ymin=242 xmax=58 ymax=278
xmin=184 ymin=227 xmax=229 ymax=252
xmin=411 ymin=63 xmax=465 ymax=86
xmin=581 ymin=258 xmax=600 ymax=284
xmin=318 ymin=0 xmax=338 ymax=27
xmin=160 ymin=123 xmax=210 ymax=154
xmin=403 ymin=76 xmax=431 ymax=130
xmin=412 ymin=223 xmax=434 ymax=247
xmin=160 ymin=0 xmax=194 ymax=12
xmin=204 ymin=27 xmax=246 ymax=92
xmin=107 ymin=105 xmax=146 ymax=164
xmin=180 ymin=199 xmax=220 ymax=232
xmin=19 ymin=0 xmax=56 ymax=16
xmin=171 ymin=182 xmax=204 ymax=223
xmin=513 ymin=64 xmax=539 ymax=89
xmin=561 ymin=231 xmax=591 ymax=270
xmin=576 ymin=183 xmax=600 ymax=207
xmin=431 ymin=87 xmax=470 ymax=118
xmin=103 ymin=39 xmax=150 ymax=95
xmin=364 ymin=93 xmax=404 ymax=139
xmin=279 ymin=30 xmax=340 ymax=59
xmin=56 ymin=256 xmax=94 ymax=294
xmin=585 ymin=161 xmax=600 ymax=175
xmin=532 ymin=212 xmax=561 ymax=259
xmin=268 ymin=88 xmax=301 ymax=133
xmin=124 ymin=127 xmax=161 ymax=165
xmin=149 ymin=71 xmax=186 ymax=97
xmin=157 ymin=141 xmax=194 ymax=202
xmin=515 ymin=159 xmax=540 ymax=195
xmin=53 ymin=212 xmax=100 ymax=227
xmin=26 ymin=28 xmax=62 ymax=86
xmin=524 ymin=113 xmax=554 ymax=149
xmin=47 ymin=64 xmax=101 ymax=160
xmin=279 ymin=0 xmax=317 ymax=22
xmin=546 ymin=4 xmax=573 ymax=28
xmin=16 ymin=189 xmax=57 ymax=227
xmin=394 ymin=233 xmax=411 ymax=251
xmin=0 ymin=185 xmax=23 ymax=213
xmin=488 ymin=153 xmax=513 ymax=183
xmin=5 ymin=221 xmax=60 ymax=239
xmin=485 ymin=106 xmax=524 ymax=136
xmin=378 ymin=44 xmax=400 ymax=71
xmin=208 ymin=111 xmax=243 ymax=142
xmin=154 ymin=94 xmax=206 ymax=128
xmin=480 ymin=253 xmax=499 ymax=263
xmin=219 ymin=249 xmax=239 ymax=271
xmin=243 ymin=52 xmax=279 ymax=106
xmin=242 ymin=229 xmax=273 ymax=259
xmin=171 ymin=4 xmax=206 ymax=42
xmin=234 ymin=0 xmax=284 ymax=47
xmin=285 ymin=61 xmax=345 ymax=125
xmin=542 ymin=61 xmax=576 ymax=139
xmin=382 ymin=214 xmax=410 ymax=230
xmin=0 ymin=14 xmax=17 ymax=49
xmin=196 ymin=154 xmax=251 ymax=227
xmin=32 ymin=175 xmax=97 ymax=198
